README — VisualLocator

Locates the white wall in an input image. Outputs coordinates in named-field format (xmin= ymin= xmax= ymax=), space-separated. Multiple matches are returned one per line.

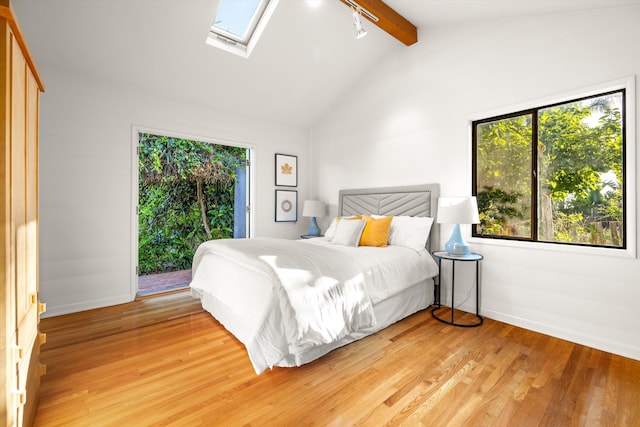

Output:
xmin=311 ymin=6 xmax=640 ymax=360
xmin=39 ymin=67 xmax=311 ymax=316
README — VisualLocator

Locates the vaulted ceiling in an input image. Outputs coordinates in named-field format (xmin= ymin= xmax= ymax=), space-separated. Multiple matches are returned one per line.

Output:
xmin=14 ymin=0 xmax=637 ymax=128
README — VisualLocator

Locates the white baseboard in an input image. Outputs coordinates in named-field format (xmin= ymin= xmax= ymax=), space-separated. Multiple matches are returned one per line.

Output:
xmin=481 ymin=307 xmax=640 ymax=362
xmin=446 ymin=301 xmax=640 ymax=362
xmin=40 ymin=294 xmax=135 ymax=318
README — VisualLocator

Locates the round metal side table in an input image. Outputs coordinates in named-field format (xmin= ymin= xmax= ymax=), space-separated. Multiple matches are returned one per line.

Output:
xmin=432 ymin=251 xmax=483 ymax=327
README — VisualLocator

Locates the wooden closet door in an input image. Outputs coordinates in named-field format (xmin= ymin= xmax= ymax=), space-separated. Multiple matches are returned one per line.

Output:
xmin=1 ymin=10 xmax=44 ymax=424
xmin=12 ymin=26 xmax=39 ymax=339
xmin=14 ymin=32 xmax=41 ymax=427
xmin=1 ymin=2 xmax=45 ymax=425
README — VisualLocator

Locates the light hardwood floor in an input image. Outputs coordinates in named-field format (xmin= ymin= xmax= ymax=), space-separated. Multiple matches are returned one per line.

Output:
xmin=35 ymin=291 xmax=640 ymax=426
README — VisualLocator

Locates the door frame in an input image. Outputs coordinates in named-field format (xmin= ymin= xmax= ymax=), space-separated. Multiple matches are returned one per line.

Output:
xmin=130 ymin=125 xmax=255 ymax=299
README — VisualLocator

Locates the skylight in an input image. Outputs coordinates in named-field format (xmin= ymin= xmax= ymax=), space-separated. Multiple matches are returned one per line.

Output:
xmin=207 ymin=0 xmax=279 ymax=58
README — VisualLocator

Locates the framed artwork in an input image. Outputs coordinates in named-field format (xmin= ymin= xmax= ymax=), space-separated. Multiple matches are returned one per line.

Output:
xmin=275 ymin=190 xmax=297 ymax=222
xmin=275 ymin=153 xmax=297 ymax=187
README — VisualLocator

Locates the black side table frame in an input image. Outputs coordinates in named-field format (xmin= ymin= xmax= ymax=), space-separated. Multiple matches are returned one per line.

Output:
xmin=432 ymin=251 xmax=483 ymax=327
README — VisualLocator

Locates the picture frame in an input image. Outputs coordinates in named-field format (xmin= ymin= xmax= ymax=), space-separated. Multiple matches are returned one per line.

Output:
xmin=275 ymin=190 xmax=297 ymax=222
xmin=275 ymin=153 xmax=297 ymax=187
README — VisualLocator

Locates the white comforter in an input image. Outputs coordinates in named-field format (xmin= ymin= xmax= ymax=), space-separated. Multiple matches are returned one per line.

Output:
xmin=190 ymin=237 xmax=438 ymax=374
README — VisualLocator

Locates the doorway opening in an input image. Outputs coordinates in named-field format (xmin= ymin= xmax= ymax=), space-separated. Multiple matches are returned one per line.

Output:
xmin=136 ymin=131 xmax=250 ymax=296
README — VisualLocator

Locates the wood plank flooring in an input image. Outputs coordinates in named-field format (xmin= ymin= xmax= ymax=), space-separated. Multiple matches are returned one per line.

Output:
xmin=35 ymin=291 xmax=640 ymax=426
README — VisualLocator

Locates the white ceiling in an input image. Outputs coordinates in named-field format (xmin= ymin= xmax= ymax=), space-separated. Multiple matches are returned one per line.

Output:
xmin=13 ymin=0 xmax=639 ymax=128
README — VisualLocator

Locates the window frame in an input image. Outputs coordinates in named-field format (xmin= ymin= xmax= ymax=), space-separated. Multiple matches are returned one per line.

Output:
xmin=468 ymin=77 xmax=636 ymax=258
xmin=206 ymin=0 xmax=279 ymax=59
xmin=211 ymin=0 xmax=269 ymax=46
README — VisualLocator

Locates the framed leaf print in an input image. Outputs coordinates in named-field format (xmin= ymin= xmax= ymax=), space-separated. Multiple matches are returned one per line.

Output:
xmin=275 ymin=190 xmax=297 ymax=222
xmin=275 ymin=153 xmax=297 ymax=187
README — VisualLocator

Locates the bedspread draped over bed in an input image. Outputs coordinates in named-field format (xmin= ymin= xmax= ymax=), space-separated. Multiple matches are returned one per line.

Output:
xmin=194 ymin=237 xmax=375 ymax=345
xmin=190 ymin=237 xmax=438 ymax=374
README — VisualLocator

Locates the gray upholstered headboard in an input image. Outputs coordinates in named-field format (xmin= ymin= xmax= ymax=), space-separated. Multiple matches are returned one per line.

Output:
xmin=338 ymin=184 xmax=440 ymax=252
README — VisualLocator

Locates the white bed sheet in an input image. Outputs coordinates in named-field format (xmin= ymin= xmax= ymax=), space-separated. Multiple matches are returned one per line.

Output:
xmin=190 ymin=237 xmax=438 ymax=374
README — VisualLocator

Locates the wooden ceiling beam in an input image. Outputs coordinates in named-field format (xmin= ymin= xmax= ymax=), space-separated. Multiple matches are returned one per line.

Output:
xmin=338 ymin=0 xmax=418 ymax=46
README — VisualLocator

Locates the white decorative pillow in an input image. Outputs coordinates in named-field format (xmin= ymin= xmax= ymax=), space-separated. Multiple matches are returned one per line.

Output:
xmin=388 ymin=216 xmax=434 ymax=251
xmin=324 ymin=217 xmax=339 ymax=240
xmin=332 ymin=219 xmax=366 ymax=247
xmin=324 ymin=216 xmax=359 ymax=240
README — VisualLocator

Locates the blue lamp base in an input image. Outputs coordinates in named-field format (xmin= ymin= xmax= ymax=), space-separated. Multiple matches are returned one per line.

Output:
xmin=307 ymin=217 xmax=321 ymax=236
xmin=445 ymin=224 xmax=470 ymax=255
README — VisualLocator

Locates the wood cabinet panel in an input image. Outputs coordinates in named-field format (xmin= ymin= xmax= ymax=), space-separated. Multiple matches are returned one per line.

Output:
xmin=11 ymin=32 xmax=28 ymax=329
xmin=25 ymin=66 xmax=38 ymax=305
xmin=1 ymin=21 xmax=15 ymax=426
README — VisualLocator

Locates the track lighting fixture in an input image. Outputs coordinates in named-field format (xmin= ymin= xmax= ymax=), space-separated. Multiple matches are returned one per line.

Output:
xmin=352 ymin=8 xmax=367 ymax=39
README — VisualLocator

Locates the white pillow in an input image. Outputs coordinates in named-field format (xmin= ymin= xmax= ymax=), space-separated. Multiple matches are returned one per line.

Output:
xmin=324 ymin=216 xmax=358 ymax=240
xmin=324 ymin=217 xmax=339 ymax=240
xmin=332 ymin=219 xmax=366 ymax=247
xmin=388 ymin=216 xmax=434 ymax=251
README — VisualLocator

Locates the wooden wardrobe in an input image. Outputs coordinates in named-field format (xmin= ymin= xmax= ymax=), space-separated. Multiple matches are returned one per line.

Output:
xmin=0 ymin=0 xmax=45 ymax=426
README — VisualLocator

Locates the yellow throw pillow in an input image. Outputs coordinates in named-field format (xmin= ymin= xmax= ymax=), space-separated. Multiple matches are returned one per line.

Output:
xmin=359 ymin=215 xmax=392 ymax=247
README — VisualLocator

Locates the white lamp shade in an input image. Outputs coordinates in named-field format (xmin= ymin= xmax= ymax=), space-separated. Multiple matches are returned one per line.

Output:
xmin=302 ymin=200 xmax=326 ymax=218
xmin=437 ymin=197 xmax=480 ymax=224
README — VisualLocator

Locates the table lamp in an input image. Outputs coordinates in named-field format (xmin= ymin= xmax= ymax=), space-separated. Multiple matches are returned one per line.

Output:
xmin=437 ymin=197 xmax=480 ymax=256
xmin=302 ymin=200 xmax=326 ymax=236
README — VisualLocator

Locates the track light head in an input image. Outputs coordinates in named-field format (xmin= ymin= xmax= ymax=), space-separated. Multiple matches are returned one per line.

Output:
xmin=352 ymin=8 xmax=367 ymax=39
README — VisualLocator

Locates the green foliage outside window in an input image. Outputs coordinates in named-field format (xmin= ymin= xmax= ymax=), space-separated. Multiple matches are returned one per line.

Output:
xmin=474 ymin=91 xmax=624 ymax=248
xmin=138 ymin=133 xmax=246 ymax=274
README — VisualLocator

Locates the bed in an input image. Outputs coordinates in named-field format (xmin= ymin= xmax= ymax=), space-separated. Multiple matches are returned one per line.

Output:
xmin=190 ymin=184 xmax=440 ymax=374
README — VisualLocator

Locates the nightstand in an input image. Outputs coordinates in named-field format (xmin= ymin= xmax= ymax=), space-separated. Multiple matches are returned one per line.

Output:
xmin=300 ymin=234 xmax=324 ymax=239
xmin=431 ymin=251 xmax=483 ymax=327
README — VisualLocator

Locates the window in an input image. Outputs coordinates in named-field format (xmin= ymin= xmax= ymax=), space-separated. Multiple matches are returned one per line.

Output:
xmin=472 ymin=89 xmax=626 ymax=249
xmin=206 ymin=0 xmax=279 ymax=58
